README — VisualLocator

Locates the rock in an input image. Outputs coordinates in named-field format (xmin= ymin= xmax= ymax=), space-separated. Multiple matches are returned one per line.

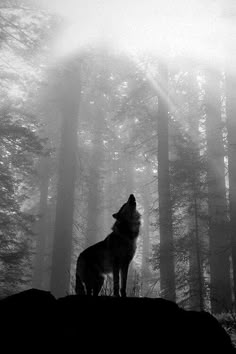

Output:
xmin=0 ymin=289 xmax=234 ymax=353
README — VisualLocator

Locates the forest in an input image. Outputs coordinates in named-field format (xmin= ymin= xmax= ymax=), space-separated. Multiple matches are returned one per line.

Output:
xmin=0 ymin=0 xmax=236 ymax=322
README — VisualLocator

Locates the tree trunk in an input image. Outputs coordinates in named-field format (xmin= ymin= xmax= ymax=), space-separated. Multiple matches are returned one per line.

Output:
xmin=188 ymin=192 xmax=204 ymax=311
xmin=221 ymin=0 xmax=236 ymax=308
xmin=205 ymin=68 xmax=232 ymax=313
xmin=125 ymin=156 xmax=136 ymax=296
xmin=85 ymin=102 xmax=105 ymax=247
xmin=141 ymin=176 xmax=151 ymax=296
xmin=33 ymin=156 xmax=50 ymax=290
xmin=125 ymin=155 xmax=134 ymax=194
xmin=186 ymin=71 xmax=204 ymax=311
xmin=50 ymin=66 xmax=81 ymax=298
xmin=158 ymin=61 xmax=176 ymax=302
xmin=226 ymin=72 xmax=236 ymax=306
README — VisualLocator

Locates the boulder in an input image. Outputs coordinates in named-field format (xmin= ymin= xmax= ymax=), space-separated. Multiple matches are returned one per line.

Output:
xmin=0 ymin=289 xmax=234 ymax=353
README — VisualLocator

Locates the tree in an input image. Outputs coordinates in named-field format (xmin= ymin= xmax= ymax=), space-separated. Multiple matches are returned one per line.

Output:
xmin=84 ymin=100 xmax=105 ymax=247
xmin=226 ymin=72 xmax=236 ymax=307
xmin=183 ymin=70 xmax=204 ymax=310
xmin=157 ymin=61 xmax=176 ymax=301
xmin=224 ymin=2 xmax=236 ymax=308
xmin=32 ymin=156 xmax=50 ymax=290
xmin=0 ymin=0 xmax=59 ymax=296
xmin=141 ymin=165 xmax=151 ymax=296
xmin=205 ymin=68 xmax=232 ymax=313
xmin=50 ymin=63 xmax=81 ymax=298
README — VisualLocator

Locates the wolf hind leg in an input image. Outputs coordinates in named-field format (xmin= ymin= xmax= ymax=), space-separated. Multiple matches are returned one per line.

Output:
xmin=84 ymin=284 xmax=92 ymax=296
xmin=113 ymin=264 xmax=120 ymax=297
xmin=84 ymin=273 xmax=104 ymax=296
xmin=120 ymin=263 xmax=129 ymax=297
xmin=75 ymin=274 xmax=86 ymax=295
xmin=92 ymin=276 xmax=104 ymax=296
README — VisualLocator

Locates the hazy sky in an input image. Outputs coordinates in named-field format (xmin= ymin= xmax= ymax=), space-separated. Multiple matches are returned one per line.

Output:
xmin=40 ymin=0 xmax=219 ymax=19
xmin=38 ymin=0 xmax=234 ymax=70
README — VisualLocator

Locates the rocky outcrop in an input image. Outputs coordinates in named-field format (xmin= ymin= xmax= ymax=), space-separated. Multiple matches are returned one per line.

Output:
xmin=0 ymin=289 xmax=234 ymax=353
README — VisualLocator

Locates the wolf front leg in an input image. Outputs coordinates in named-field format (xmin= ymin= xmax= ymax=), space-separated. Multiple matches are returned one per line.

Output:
xmin=112 ymin=264 xmax=120 ymax=297
xmin=120 ymin=263 xmax=129 ymax=297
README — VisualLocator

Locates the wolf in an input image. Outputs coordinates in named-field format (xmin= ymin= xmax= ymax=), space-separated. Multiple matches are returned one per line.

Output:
xmin=75 ymin=194 xmax=141 ymax=297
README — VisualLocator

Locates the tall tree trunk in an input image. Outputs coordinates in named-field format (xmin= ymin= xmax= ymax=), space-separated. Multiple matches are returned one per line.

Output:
xmin=222 ymin=0 xmax=236 ymax=308
xmin=125 ymin=155 xmax=134 ymax=194
xmin=141 ymin=175 xmax=151 ymax=296
xmin=85 ymin=103 xmax=105 ymax=247
xmin=50 ymin=66 xmax=81 ymax=298
xmin=226 ymin=72 xmax=236 ymax=306
xmin=187 ymin=71 xmax=204 ymax=311
xmin=33 ymin=156 xmax=50 ymax=290
xmin=85 ymin=165 xmax=100 ymax=247
xmin=158 ymin=61 xmax=176 ymax=302
xmin=188 ymin=191 xmax=204 ymax=310
xmin=205 ymin=68 xmax=232 ymax=313
xmin=124 ymin=155 xmax=136 ymax=295
xmin=103 ymin=160 xmax=114 ymax=236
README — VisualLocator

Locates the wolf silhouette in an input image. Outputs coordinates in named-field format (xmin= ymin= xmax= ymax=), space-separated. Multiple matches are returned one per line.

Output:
xmin=75 ymin=194 xmax=141 ymax=297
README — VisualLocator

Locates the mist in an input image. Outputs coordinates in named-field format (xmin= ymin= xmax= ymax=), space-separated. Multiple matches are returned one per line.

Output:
xmin=0 ymin=0 xmax=236 ymax=346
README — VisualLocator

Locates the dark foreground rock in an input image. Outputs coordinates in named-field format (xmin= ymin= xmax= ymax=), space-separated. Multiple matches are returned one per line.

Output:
xmin=0 ymin=288 xmax=235 ymax=353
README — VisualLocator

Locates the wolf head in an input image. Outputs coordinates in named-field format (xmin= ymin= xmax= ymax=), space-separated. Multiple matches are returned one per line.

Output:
xmin=112 ymin=194 xmax=141 ymax=234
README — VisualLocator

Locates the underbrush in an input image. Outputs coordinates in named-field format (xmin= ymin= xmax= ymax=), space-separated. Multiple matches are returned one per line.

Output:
xmin=216 ymin=312 xmax=236 ymax=348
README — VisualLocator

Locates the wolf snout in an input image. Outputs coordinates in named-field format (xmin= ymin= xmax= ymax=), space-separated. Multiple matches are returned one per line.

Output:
xmin=128 ymin=194 xmax=136 ymax=204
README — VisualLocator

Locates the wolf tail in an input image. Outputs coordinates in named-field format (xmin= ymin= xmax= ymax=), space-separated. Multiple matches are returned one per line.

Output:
xmin=75 ymin=256 xmax=86 ymax=295
xmin=75 ymin=273 xmax=86 ymax=295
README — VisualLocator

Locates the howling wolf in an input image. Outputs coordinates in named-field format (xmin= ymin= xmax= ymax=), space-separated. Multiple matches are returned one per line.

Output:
xmin=75 ymin=194 xmax=141 ymax=297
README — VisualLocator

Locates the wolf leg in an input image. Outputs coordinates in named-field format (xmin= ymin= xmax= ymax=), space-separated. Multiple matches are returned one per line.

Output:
xmin=112 ymin=264 xmax=120 ymax=297
xmin=120 ymin=263 xmax=129 ymax=297
xmin=84 ymin=283 xmax=92 ymax=296
xmin=92 ymin=276 xmax=104 ymax=296
xmin=75 ymin=274 xmax=86 ymax=295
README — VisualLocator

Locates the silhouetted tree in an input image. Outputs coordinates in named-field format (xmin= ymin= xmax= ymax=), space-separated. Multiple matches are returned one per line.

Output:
xmin=205 ymin=68 xmax=231 ymax=313
xmin=33 ymin=156 xmax=51 ymax=290
xmin=85 ymin=100 xmax=105 ymax=247
xmin=50 ymin=64 xmax=81 ymax=298
xmin=226 ymin=72 xmax=236 ymax=306
xmin=157 ymin=61 xmax=176 ymax=302
xmin=141 ymin=166 xmax=152 ymax=296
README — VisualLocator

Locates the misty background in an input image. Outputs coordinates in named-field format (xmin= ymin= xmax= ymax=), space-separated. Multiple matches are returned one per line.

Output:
xmin=0 ymin=0 xmax=236 ymax=320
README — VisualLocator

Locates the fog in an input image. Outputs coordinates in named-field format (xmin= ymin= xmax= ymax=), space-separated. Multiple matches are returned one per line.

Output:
xmin=44 ymin=0 xmax=232 ymax=64
xmin=0 ymin=0 xmax=236 ymax=322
